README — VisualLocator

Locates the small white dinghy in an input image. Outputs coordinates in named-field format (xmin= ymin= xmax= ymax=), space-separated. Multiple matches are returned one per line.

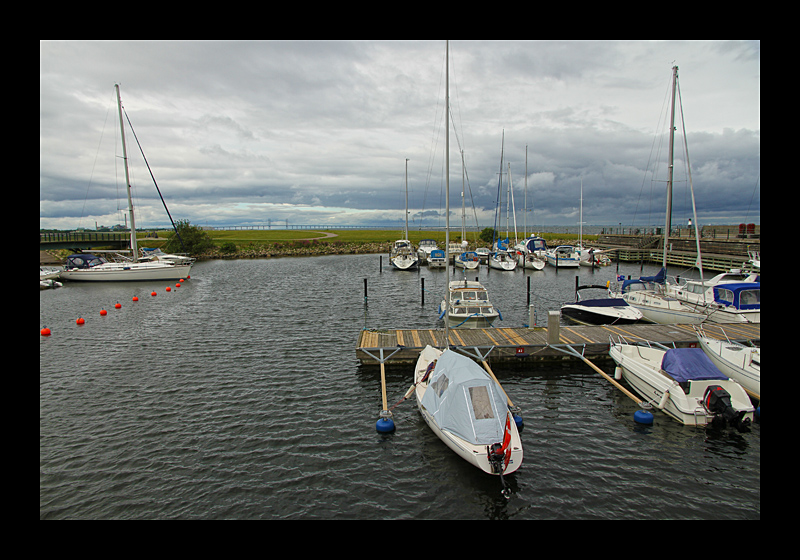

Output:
xmin=414 ymin=345 xmax=523 ymax=495
xmin=695 ymin=327 xmax=760 ymax=398
xmin=609 ymin=340 xmax=754 ymax=431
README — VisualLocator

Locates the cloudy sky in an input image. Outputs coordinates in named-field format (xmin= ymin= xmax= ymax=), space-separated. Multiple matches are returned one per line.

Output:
xmin=40 ymin=40 xmax=760 ymax=232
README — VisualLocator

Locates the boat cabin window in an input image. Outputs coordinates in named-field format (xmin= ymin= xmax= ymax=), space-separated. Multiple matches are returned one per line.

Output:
xmin=740 ymin=289 xmax=760 ymax=306
xmin=477 ymin=291 xmax=488 ymax=301
xmin=432 ymin=373 xmax=449 ymax=398
xmin=469 ymin=386 xmax=495 ymax=420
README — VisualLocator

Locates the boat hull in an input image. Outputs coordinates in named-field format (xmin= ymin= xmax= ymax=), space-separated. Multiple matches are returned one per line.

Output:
xmin=609 ymin=343 xmax=754 ymax=426
xmin=390 ymin=255 xmax=419 ymax=270
xmin=696 ymin=336 xmax=760 ymax=396
xmin=623 ymin=291 xmax=706 ymax=324
xmin=60 ymin=263 xmax=192 ymax=281
xmin=561 ymin=303 xmax=642 ymax=326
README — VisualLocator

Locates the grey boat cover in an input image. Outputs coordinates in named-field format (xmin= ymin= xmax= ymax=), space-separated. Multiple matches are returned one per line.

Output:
xmin=420 ymin=349 xmax=508 ymax=445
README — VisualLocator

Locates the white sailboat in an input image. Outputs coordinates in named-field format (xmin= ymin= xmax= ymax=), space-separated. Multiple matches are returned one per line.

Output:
xmin=390 ymin=158 xmax=419 ymax=271
xmin=60 ymin=85 xmax=192 ymax=282
xmin=488 ymin=133 xmax=517 ymax=271
xmin=454 ymin=151 xmax=480 ymax=270
xmin=514 ymin=148 xmax=546 ymax=270
xmin=414 ymin=345 xmax=523 ymax=477
xmin=416 ymin=43 xmax=521 ymax=496
xmin=613 ymin=66 xmax=711 ymax=322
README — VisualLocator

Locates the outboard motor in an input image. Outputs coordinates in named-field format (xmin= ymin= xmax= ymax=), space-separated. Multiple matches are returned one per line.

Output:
xmin=487 ymin=443 xmax=511 ymax=499
xmin=703 ymin=385 xmax=751 ymax=433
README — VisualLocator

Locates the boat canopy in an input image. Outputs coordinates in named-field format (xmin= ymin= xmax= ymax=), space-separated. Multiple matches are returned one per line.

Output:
xmin=420 ymin=350 xmax=508 ymax=445
xmin=520 ymin=236 xmax=547 ymax=253
xmin=430 ymin=249 xmax=445 ymax=259
xmin=621 ymin=267 xmax=667 ymax=293
xmin=65 ymin=254 xmax=106 ymax=269
xmin=661 ymin=348 xmax=728 ymax=383
xmin=713 ymin=283 xmax=760 ymax=310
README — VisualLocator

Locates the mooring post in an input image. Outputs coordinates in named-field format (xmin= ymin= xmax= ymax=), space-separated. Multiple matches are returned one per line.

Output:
xmin=527 ymin=275 xmax=531 ymax=307
xmin=547 ymin=310 xmax=560 ymax=345
xmin=421 ymin=278 xmax=425 ymax=306
xmin=364 ymin=278 xmax=368 ymax=304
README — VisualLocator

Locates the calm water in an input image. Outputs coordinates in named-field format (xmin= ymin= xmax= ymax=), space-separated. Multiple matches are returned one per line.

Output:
xmin=40 ymin=255 xmax=760 ymax=519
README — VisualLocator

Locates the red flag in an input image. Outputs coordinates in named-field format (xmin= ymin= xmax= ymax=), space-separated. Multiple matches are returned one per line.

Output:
xmin=502 ymin=412 xmax=512 ymax=471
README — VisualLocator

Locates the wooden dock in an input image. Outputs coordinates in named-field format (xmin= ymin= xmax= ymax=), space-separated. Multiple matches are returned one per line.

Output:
xmin=356 ymin=321 xmax=761 ymax=366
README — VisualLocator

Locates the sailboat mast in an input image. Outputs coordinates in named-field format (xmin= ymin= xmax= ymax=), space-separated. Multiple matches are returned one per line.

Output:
xmin=115 ymin=84 xmax=138 ymax=262
xmin=404 ymin=158 xmax=410 ymax=239
xmin=444 ymin=40 xmax=450 ymax=349
xmin=663 ymin=65 xmax=678 ymax=269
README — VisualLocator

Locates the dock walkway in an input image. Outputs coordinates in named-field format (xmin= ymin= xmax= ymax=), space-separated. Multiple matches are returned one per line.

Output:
xmin=356 ymin=322 xmax=760 ymax=365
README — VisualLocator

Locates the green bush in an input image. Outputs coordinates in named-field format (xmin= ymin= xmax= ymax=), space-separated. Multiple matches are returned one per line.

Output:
xmin=163 ymin=220 xmax=215 ymax=255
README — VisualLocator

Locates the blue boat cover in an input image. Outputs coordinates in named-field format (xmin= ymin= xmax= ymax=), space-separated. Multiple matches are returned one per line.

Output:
xmin=420 ymin=349 xmax=508 ymax=445
xmin=622 ymin=267 xmax=666 ymax=292
xmin=713 ymin=282 xmax=760 ymax=310
xmin=660 ymin=348 xmax=728 ymax=383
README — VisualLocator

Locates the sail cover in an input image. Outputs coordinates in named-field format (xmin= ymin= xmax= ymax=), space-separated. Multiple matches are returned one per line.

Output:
xmin=420 ymin=349 xmax=508 ymax=445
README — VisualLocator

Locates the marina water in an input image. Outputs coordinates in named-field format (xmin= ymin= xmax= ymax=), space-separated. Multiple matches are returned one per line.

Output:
xmin=40 ymin=254 xmax=759 ymax=519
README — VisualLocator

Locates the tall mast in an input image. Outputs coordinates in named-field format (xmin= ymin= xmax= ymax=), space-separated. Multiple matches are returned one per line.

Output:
xmin=444 ymin=40 xmax=450 ymax=349
xmin=404 ymin=158 xmax=409 ymax=239
xmin=115 ymin=84 xmax=138 ymax=262
xmin=663 ymin=65 xmax=678 ymax=270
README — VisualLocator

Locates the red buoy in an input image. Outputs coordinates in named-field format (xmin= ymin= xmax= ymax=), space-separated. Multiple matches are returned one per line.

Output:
xmin=175 ymin=283 xmax=181 ymax=288
xmin=132 ymin=296 xmax=139 ymax=302
xmin=166 ymin=286 xmax=171 ymax=292
xmin=151 ymin=291 xmax=157 ymax=297
xmin=115 ymin=302 xmax=122 ymax=309
xmin=100 ymin=309 xmax=108 ymax=316
xmin=179 ymin=278 xmax=185 ymax=283
xmin=76 ymin=317 xmax=85 ymax=325
xmin=40 ymin=326 xmax=51 ymax=336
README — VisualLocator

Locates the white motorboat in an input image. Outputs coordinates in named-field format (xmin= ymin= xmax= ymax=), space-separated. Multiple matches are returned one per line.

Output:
xmin=427 ymin=248 xmax=447 ymax=269
xmin=667 ymin=270 xmax=758 ymax=306
xmin=439 ymin=279 xmax=500 ymax=328
xmin=609 ymin=339 xmax=754 ymax=430
xmin=561 ymin=285 xmax=643 ymax=325
xmin=695 ymin=327 xmax=760 ymax=398
xmin=140 ymin=247 xmax=196 ymax=266
xmin=667 ymin=272 xmax=760 ymax=324
xmin=59 ymin=85 xmax=193 ymax=282
xmin=704 ymin=283 xmax=760 ymax=323
xmin=545 ymin=245 xmax=580 ymax=268
xmin=40 ymin=267 xmax=62 ymax=289
xmin=578 ymin=247 xmax=611 ymax=267
xmin=60 ymin=253 xmax=192 ymax=282
xmin=417 ymin=239 xmax=439 ymax=265
xmin=414 ymin=345 xmax=523 ymax=480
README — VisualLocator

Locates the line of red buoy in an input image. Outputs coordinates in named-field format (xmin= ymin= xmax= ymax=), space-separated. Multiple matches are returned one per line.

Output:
xmin=41 ymin=277 xmax=190 ymax=336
